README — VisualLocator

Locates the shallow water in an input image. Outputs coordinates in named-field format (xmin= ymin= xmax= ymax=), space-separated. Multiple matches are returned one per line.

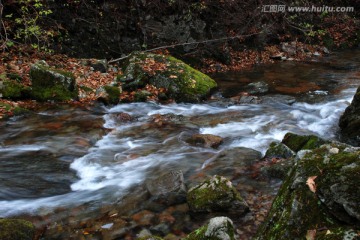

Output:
xmin=0 ymin=50 xmax=359 ymax=238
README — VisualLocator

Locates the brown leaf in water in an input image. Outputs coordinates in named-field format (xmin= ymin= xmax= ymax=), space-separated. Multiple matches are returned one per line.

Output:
xmin=306 ymin=176 xmax=317 ymax=193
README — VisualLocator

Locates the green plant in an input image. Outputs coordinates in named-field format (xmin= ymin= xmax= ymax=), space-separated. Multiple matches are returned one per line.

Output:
xmin=3 ymin=0 xmax=54 ymax=51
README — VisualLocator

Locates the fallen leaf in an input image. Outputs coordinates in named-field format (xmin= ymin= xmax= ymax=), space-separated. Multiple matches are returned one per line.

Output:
xmin=306 ymin=176 xmax=317 ymax=193
xmin=306 ymin=229 xmax=317 ymax=240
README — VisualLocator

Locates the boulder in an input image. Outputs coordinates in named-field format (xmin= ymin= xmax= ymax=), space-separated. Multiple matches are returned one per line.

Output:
xmin=339 ymin=86 xmax=360 ymax=145
xmin=187 ymin=175 xmax=249 ymax=216
xmin=29 ymin=61 xmax=77 ymax=101
xmin=145 ymin=170 xmax=187 ymax=206
xmin=255 ymin=143 xmax=360 ymax=240
xmin=264 ymin=142 xmax=296 ymax=159
xmin=96 ymin=85 xmax=121 ymax=104
xmin=118 ymin=52 xmax=217 ymax=102
xmin=186 ymin=216 xmax=235 ymax=240
xmin=281 ymin=132 xmax=327 ymax=152
xmin=0 ymin=219 xmax=35 ymax=240
xmin=186 ymin=134 xmax=223 ymax=148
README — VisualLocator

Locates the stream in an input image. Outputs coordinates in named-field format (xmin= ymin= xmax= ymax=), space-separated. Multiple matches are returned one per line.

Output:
xmin=0 ymin=50 xmax=359 ymax=239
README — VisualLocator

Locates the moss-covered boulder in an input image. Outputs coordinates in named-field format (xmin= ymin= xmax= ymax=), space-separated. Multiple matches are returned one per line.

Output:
xmin=264 ymin=142 xmax=296 ymax=159
xmin=339 ymin=86 xmax=360 ymax=146
xmin=282 ymin=132 xmax=327 ymax=152
xmin=186 ymin=216 xmax=235 ymax=240
xmin=0 ymin=219 xmax=35 ymax=240
xmin=255 ymin=143 xmax=360 ymax=240
xmin=96 ymin=85 xmax=121 ymax=104
xmin=29 ymin=61 xmax=77 ymax=101
xmin=187 ymin=175 xmax=249 ymax=217
xmin=118 ymin=52 xmax=217 ymax=102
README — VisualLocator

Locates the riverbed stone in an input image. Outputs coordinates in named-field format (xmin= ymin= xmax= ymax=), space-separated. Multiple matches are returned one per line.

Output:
xmin=0 ymin=219 xmax=35 ymax=240
xmin=187 ymin=175 xmax=249 ymax=216
xmin=186 ymin=216 xmax=235 ymax=240
xmin=254 ymin=142 xmax=360 ymax=240
xmin=146 ymin=170 xmax=187 ymax=207
xmin=186 ymin=134 xmax=223 ymax=148
xmin=339 ymin=86 xmax=360 ymax=146
xmin=118 ymin=52 xmax=217 ymax=102
xmin=29 ymin=60 xmax=77 ymax=101
xmin=245 ymin=81 xmax=269 ymax=95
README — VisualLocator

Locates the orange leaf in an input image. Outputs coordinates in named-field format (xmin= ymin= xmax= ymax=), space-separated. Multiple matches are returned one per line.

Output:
xmin=306 ymin=176 xmax=317 ymax=193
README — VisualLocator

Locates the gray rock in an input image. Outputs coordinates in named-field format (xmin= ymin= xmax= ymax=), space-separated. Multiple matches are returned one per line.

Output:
xmin=264 ymin=142 xmax=296 ymax=159
xmin=145 ymin=170 xmax=187 ymax=206
xmin=186 ymin=216 xmax=235 ymax=240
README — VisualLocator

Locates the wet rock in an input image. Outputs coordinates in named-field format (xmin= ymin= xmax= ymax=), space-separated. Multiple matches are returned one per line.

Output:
xmin=150 ymin=223 xmax=171 ymax=236
xmin=118 ymin=52 xmax=217 ymax=102
xmin=230 ymin=95 xmax=261 ymax=104
xmin=254 ymin=143 xmax=360 ymax=240
xmin=0 ymin=219 xmax=35 ymax=240
xmin=186 ymin=134 xmax=223 ymax=148
xmin=96 ymin=85 xmax=121 ymax=104
xmin=29 ymin=60 xmax=78 ymax=101
xmin=261 ymin=94 xmax=296 ymax=105
xmin=281 ymin=132 xmax=327 ymax=152
xmin=145 ymin=170 xmax=187 ymax=207
xmin=132 ymin=210 xmax=156 ymax=226
xmin=261 ymin=158 xmax=295 ymax=180
xmin=339 ymin=86 xmax=360 ymax=146
xmin=264 ymin=142 xmax=295 ymax=159
xmin=245 ymin=81 xmax=269 ymax=95
xmin=281 ymin=42 xmax=297 ymax=56
xmin=90 ymin=59 xmax=108 ymax=73
xmin=187 ymin=175 xmax=249 ymax=217
xmin=186 ymin=216 xmax=235 ymax=240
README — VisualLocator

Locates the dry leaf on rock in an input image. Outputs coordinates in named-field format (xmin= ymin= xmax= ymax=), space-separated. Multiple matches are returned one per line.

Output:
xmin=306 ymin=176 xmax=317 ymax=193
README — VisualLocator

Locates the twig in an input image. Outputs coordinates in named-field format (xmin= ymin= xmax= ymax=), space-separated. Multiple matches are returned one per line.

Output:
xmin=108 ymin=32 xmax=261 ymax=64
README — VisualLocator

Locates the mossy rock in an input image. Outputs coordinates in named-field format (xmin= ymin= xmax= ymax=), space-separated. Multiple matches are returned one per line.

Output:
xmin=134 ymin=90 xmax=152 ymax=102
xmin=0 ymin=219 xmax=35 ymax=240
xmin=282 ymin=132 xmax=327 ymax=152
xmin=187 ymin=175 xmax=249 ymax=216
xmin=255 ymin=143 xmax=360 ymax=240
xmin=30 ymin=61 xmax=77 ymax=101
xmin=118 ymin=52 xmax=217 ymax=102
xmin=137 ymin=236 xmax=164 ymax=240
xmin=1 ymin=80 xmax=26 ymax=99
xmin=185 ymin=216 xmax=235 ymax=240
xmin=264 ymin=142 xmax=296 ymax=159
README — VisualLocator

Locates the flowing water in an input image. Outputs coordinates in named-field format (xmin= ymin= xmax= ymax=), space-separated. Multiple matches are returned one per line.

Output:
xmin=0 ymin=50 xmax=359 ymax=239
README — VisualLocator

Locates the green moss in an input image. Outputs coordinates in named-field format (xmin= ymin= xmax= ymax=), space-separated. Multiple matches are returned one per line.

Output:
xmin=0 ymin=219 xmax=35 ymax=240
xmin=186 ymin=225 xmax=207 ymax=240
xmin=282 ymin=132 xmax=326 ymax=152
xmin=1 ymin=80 xmax=25 ymax=99
xmin=31 ymin=85 xmax=78 ymax=102
xmin=103 ymin=85 xmax=120 ymax=104
xmin=187 ymin=175 xmax=247 ymax=213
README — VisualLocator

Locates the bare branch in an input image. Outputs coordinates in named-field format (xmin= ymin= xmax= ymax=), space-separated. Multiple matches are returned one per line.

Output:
xmin=108 ymin=32 xmax=261 ymax=64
